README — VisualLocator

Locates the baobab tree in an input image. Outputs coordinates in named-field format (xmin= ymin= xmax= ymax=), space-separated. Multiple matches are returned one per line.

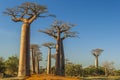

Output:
xmin=30 ymin=44 xmax=41 ymax=74
xmin=91 ymin=48 xmax=104 ymax=68
xmin=42 ymin=42 xmax=55 ymax=74
xmin=60 ymin=31 xmax=78 ymax=76
xmin=35 ymin=50 xmax=42 ymax=74
xmin=39 ymin=20 xmax=77 ymax=76
xmin=4 ymin=2 xmax=48 ymax=77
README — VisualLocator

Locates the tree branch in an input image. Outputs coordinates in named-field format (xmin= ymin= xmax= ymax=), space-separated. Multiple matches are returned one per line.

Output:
xmin=38 ymin=29 xmax=57 ymax=39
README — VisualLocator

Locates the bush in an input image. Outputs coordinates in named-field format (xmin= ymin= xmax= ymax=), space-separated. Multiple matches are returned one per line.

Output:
xmin=65 ymin=63 xmax=82 ymax=77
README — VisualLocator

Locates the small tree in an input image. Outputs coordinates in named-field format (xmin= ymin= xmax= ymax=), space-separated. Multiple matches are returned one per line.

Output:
xmin=0 ymin=57 xmax=5 ymax=73
xmin=83 ymin=65 xmax=105 ymax=76
xmin=65 ymin=63 xmax=82 ymax=77
xmin=91 ymin=48 xmax=104 ymax=68
xmin=102 ymin=61 xmax=114 ymax=76
xmin=4 ymin=2 xmax=48 ymax=77
xmin=42 ymin=42 xmax=55 ymax=74
xmin=5 ymin=56 xmax=19 ymax=76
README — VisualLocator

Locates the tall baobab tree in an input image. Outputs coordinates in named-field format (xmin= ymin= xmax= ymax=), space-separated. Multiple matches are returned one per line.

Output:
xmin=42 ymin=42 xmax=55 ymax=74
xmin=35 ymin=50 xmax=42 ymax=74
xmin=4 ymin=2 xmax=48 ymax=77
xmin=60 ymin=31 xmax=78 ymax=76
xmin=39 ymin=20 xmax=77 ymax=75
xmin=30 ymin=44 xmax=41 ymax=74
xmin=91 ymin=48 xmax=104 ymax=68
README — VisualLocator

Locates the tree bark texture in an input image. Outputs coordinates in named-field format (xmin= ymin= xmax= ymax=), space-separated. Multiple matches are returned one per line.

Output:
xmin=95 ymin=56 xmax=98 ymax=68
xmin=18 ymin=23 xmax=30 ymax=77
xmin=60 ymin=39 xmax=65 ymax=76
xmin=55 ymin=32 xmax=61 ymax=75
xmin=31 ymin=48 xmax=35 ymax=74
xmin=47 ymin=48 xmax=51 ymax=74
xmin=35 ymin=55 xmax=39 ymax=74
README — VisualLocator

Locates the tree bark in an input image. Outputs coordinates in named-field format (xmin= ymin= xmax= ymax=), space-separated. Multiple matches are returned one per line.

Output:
xmin=31 ymin=48 xmax=35 ymax=74
xmin=60 ymin=39 xmax=65 ymax=76
xmin=18 ymin=22 xmax=30 ymax=77
xmin=47 ymin=48 xmax=51 ymax=74
xmin=38 ymin=60 xmax=40 ymax=74
xmin=35 ymin=54 xmax=39 ymax=74
xmin=95 ymin=56 xmax=98 ymax=68
xmin=55 ymin=32 xmax=61 ymax=75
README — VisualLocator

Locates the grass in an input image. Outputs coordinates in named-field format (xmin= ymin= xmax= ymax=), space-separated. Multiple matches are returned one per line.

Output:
xmin=1 ymin=75 xmax=120 ymax=80
xmin=25 ymin=74 xmax=79 ymax=80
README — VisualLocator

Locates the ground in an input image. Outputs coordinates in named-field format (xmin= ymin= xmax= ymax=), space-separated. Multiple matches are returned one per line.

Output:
xmin=25 ymin=74 xmax=79 ymax=80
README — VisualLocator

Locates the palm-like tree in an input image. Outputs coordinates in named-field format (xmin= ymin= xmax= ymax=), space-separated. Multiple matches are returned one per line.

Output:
xmin=91 ymin=48 xmax=104 ymax=68
xmin=4 ymin=2 xmax=47 ymax=77
xmin=42 ymin=42 xmax=55 ymax=74
xmin=39 ymin=20 xmax=77 ymax=76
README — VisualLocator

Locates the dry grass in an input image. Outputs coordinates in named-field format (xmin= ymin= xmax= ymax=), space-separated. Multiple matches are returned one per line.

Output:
xmin=25 ymin=74 xmax=79 ymax=80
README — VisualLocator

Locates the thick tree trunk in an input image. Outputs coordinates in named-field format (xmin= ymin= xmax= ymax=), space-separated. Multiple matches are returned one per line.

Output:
xmin=55 ymin=32 xmax=61 ymax=75
xmin=31 ymin=48 xmax=35 ymax=74
xmin=38 ymin=60 xmax=40 ymax=74
xmin=18 ymin=23 xmax=30 ymax=77
xmin=95 ymin=56 xmax=98 ymax=68
xmin=60 ymin=39 xmax=65 ymax=76
xmin=47 ymin=48 xmax=51 ymax=74
xmin=35 ymin=55 xmax=39 ymax=74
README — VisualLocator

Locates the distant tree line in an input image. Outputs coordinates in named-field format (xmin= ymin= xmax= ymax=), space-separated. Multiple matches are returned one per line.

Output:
xmin=1 ymin=55 xmax=120 ymax=78
xmin=65 ymin=63 xmax=120 ymax=77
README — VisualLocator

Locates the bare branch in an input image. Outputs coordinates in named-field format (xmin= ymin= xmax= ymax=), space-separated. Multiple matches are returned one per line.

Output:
xmin=62 ymin=31 xmax=79 ymax=40
xmin=38 ymin=20 xmax=78 ymax=41
xmin=42 ymin=42 xmax=55 ymax=49
xmin=4 ymin=2 xmax=48 ymax=23
xmin=91 ymin=48 xmax=104 ymax=57
xmin=38 ymin=29 xmax=57 ymax=39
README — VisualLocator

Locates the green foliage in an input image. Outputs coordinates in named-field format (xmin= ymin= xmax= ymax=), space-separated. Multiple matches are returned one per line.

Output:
xmin=83 ymin=65 xmax=105 ymax=76
xmin=5 ymin=56 xmax=19 ymax=76
xmin=65 ymin=63 xmax=82 ymax=77
xmin=113 ymin=70 xmax=120 ymax=76
xmin=0 ymin=57 xmax=5 ymax=73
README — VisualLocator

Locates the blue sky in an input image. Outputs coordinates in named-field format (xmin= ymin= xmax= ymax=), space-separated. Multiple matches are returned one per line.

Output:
xmin=0 ymin=0 xmax=120 ymax=69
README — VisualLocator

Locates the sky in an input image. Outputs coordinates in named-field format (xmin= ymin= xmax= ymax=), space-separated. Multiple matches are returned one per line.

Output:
xmin=0 ymin=0 xmax=120 ymax=69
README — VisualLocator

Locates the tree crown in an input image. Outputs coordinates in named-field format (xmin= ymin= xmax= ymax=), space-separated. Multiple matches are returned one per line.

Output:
xmin=4 ymin=2 xmax=47 ymax=23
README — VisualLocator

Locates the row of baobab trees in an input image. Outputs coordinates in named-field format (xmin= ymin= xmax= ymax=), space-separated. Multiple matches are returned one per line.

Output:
xmin=4 ymin=2 xmax=78 ymax=77
xmin=3 ymin=1 xmax=106 ymax=77
xmin=30 ymin=44 xmax=104 ymax=75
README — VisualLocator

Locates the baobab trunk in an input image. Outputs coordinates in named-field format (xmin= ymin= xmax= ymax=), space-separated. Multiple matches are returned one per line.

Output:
xmin=60 ymin=39 xmax=65 ymax=76
xmin=35 ymin=55 xmax=39 ymax=74
xmin=95 ymin=56 xmax=98 ymax=68
xmin=55 ymin=31 xmax=61 ymax=75
xmin=47 ymin=48 xmax=51 ymax=74
xmin=38 ymin=60 xmax=40 ymax=74
xmin=18 ymin=23 xmax=30 ymax=77
xmin=31 ymin=48 xmax=35 ymax=74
